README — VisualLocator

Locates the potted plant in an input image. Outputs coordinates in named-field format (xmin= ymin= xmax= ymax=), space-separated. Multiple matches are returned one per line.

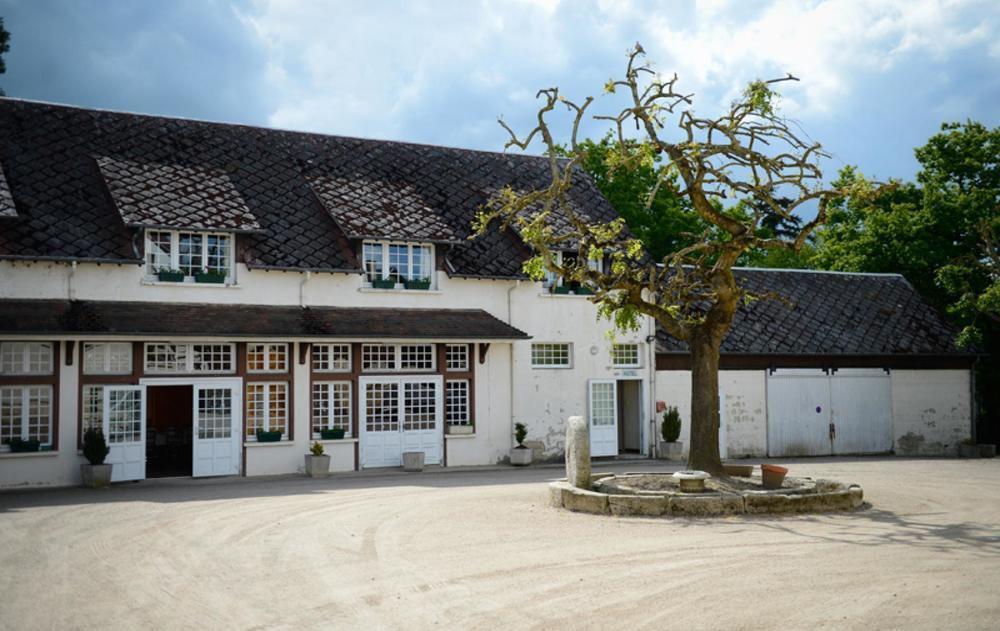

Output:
xmin=958 ymin=438 xmax=979 ymax=458
xmin=156 ymin=267 xmax=185 ymax=282
xmin=194 ymin=268 xmax=227 ymax=284
xmin=256 ymin=428 xmax=283 ymax=442
xmin=320 ymin=427 xmax=346 ymax=440
xmin=80 ymin=428 xmax=112 ymax=488
xmin=304 ymin=441 xmax=331 ymax=478
xmin=761 ymin=464 xmax=788 ymax=489
xmin=510 ymin=421 xmax=532 ymax=466
xmin=371 ymin=278 xmax=396 ymax=289
xmin=404 ymin=277 xmax=432 ymax=290
xmin=9 ymin=437 xmax=41 ymax=453
xmin=658 ymin=407 xmax=683 ymax=460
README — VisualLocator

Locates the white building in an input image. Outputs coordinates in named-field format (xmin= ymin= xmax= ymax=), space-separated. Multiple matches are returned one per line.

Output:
xmin=0 ymin=100 xmax=975 ymax=488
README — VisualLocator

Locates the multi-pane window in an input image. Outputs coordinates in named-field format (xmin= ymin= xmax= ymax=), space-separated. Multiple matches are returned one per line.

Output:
xmin=400 ymin=345 xmax=434 ymax=371
xmin=531 ymin=343 xmax=572 ymax=368
xmin=145 ymin=230 xmax=233 ymax=280
xmin=107 ymin=389 xmax=142 ymax=444
xmin=246 ymin=382 xmax=288 ymax=438
xmin=403 ymin=382 xmax=436 ymax=431
xmin=197 ymin=388 xmax=232 ymax=440
xmin=247 ymin=343 xmax=288 ymax=373
xmin=362 ymin=241 xmax=434 ymax=287
xmin=445 ymin=344 xmax=469 ymax=371
xmin=82 ymin=385 xmax=104 ymax=435
xmin=312 ymin=381 xmax=351 ymax=437
xmin=144 ymin=343 xmax=234 ymax=374
xmin=0 ymin=386 xmax=52 ymax=448
xmin=0 ymin=342 xmax=53 ymax=375
xmin=446 ymin=380 xmax=470 ymax=426
xmin=362 ymin=344 xmax=434 ymax=372
xmin=362 ymin=344 xmax=396 ymax=371
xmin=312 ymin=344 xmax=351 ymax=372
xmin=365 ymin=382 xmax=399 ymax=432
xmin=611 ymin=343 xmax=641 ymax=368
xmin=83 ymin=342 xmax=133 ymax=375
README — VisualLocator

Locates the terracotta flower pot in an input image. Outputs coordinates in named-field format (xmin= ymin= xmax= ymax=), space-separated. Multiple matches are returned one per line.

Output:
xmin=761 ymin=464 xmax=788 ymax=489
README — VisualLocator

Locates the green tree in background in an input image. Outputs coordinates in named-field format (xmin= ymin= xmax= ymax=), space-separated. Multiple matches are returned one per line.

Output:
xmin=0 ymin=17 xmax=10 ymax=96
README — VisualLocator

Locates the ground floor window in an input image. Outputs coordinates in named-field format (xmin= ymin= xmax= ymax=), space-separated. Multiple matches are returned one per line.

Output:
xmin=0 ymin=385 xmax=52 ymax=449
xmin=82 ymin=384 xmax=104 ymax=436
xmin=312 ymin=381 xmax=351 ymax=437
xmin=445 ymin=379 xmax=470 ymax=427
xmin=246 ymin=382 xmax=288 ymax=439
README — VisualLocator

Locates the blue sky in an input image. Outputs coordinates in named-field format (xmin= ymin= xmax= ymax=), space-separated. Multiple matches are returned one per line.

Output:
xmin=1 ymin=0 xmax=997 ymax=182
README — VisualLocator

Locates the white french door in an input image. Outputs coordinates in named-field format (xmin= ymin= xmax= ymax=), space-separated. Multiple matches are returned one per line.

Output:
xmin=360 ymin=376 xmax=443 ymax=468
xmin=104 ymin=385 xmax=146 ymax=482
xmin=192 ymin=383 xmax=242 ymax=477
xmin=588 ymin=379 xmax=618 ymax=457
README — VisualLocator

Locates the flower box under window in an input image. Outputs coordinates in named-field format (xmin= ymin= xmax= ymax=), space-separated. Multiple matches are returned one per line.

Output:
xmin=256 ymin=429 xmax=283 ymax=442
xmin=371 ymin=278 xmax=396 ymax=289
xmin=8 ymin=438 xmax=41 ymax=453
xmin=553 ymin=285 xmax=572 ymax=295
xmin=404 ymin=279 xmax=432 ymax=290
xmin=320 ymin=428 xmax=346 ymax=440
xmin=156 ymin=269 xmax=185 ymax=282
xmin=194 ymin=271 xmax=227 ymax=284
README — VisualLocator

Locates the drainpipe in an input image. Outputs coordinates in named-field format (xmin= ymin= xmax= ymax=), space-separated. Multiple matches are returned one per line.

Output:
xmin=507 ymin=280 xmax=520 ymax=450
xmin=67 ymin=260 xmax=78 ymax=301
xmin=299 ymin=271 xmax=312 ymax=308
xmin=647 ymin=314 xmax=656 ymax=458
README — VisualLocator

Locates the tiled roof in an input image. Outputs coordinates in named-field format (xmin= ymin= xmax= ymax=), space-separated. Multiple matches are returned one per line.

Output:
xmin=657 ymin=269 xmax=969 ymax=356
xmin=0 ymin=99 xmax=619 ymax=276
xmin=0 ymin=164 xmax=16 ymax=218
xmin=96 ymin=156 xmax=262 ymax=232
xmin=0 ymin=299 xmax=530 ymax=340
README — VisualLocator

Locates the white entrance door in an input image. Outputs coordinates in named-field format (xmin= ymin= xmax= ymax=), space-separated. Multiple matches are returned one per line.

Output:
xmin=360 ymin=377 xmax=443 ymax=468
xmin=831 ymin=368 xmax=892 ymax=454
xmin=766 ymin=369 xmax=832 ymax=457
xmin=104 ymin=385 xmax=146 ymax=482
xmin=588 ymin=380 xmax=618 ymax=457
xmin=192 ymin=384 xmax=242 ymax=477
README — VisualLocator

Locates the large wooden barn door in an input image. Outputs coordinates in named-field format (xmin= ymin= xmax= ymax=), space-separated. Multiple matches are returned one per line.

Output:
xmin=830 ymin=368 xmax=893 ymax=454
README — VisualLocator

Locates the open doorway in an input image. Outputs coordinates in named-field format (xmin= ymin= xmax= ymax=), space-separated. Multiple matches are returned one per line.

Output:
xmin=617 ymin=380 xmax=642 ymax=454
xmin=146 ymin=385 xmax=193 ymax=478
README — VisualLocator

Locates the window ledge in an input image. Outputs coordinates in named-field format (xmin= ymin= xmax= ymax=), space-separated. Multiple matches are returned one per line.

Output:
xmin=538 ymin=292 xmax=594 ymax=299
xmin=357 ymin=288 xmax=442 ymax=295
xmin=0 ymin=451 xmax=59 ymax=459
xmin=445 ymin=433 xmax=476 ymax=439
xmin=312 ymin=438 xmax=359 ymax=444
xmin=141 ymin=279 xmax=240 ymax=289
xmin=244 ymin=441 xmax=295 ymax=448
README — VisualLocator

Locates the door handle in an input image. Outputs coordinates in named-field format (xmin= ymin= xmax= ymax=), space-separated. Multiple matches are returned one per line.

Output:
xmin=829 ymin=422 xmax=836 ymax=440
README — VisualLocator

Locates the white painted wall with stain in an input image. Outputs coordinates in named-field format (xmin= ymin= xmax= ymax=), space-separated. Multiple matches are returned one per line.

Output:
xmin=891 ymin=369 xmax=972 ymax=455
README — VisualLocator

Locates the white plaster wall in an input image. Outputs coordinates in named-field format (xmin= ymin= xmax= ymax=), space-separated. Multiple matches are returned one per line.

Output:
xmin=445 ymin=343 xmax=513 ymax=466
xmin=653 ymin=369 xmax=767 ymax=458
xmin=891 ymin=369 xmax=972 ymax=455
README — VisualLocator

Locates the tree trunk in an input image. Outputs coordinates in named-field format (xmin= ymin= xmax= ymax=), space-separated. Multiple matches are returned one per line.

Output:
xmin=687 ymin=332 xmax=724 ymax=475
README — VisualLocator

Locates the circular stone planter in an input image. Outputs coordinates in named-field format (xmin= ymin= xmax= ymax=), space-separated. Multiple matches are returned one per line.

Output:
xmin=672 ymin=470 xmax=710 ymax=492
xmin=549 ymin=472 xmax=864 ymax=517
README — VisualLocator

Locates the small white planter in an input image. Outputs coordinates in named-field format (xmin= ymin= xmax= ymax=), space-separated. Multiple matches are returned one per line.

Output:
xmin=402 ymin=451 xmax=425 ymax=472
xmin=510 ymin=446 xmax=533 ymax=466
xmin=80 ymin=463 xmax=112 ymax=489
xmin=304 ymin=454 xmax=331 ymax=478
xmin=658 ymin=441 xmax=684 ymax=460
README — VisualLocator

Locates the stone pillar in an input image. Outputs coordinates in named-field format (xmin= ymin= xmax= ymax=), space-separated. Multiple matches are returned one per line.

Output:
xmin=565 ymin=415 xmax=591 ymax=489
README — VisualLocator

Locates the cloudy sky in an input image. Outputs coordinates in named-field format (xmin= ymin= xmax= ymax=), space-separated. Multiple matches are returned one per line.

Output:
xmin=1 ymin=0 xmax=997 ymax=181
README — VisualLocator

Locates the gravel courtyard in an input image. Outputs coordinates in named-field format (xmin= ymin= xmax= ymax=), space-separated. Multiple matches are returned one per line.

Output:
xmin=1 ymin=458 xmax=998 ymax=630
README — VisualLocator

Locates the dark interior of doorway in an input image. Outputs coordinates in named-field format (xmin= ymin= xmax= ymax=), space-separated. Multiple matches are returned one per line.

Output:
xmin=617 ymin=380 xmax=642 ymax=454
xmin=146 ymin=385 xmax=193 ymax=478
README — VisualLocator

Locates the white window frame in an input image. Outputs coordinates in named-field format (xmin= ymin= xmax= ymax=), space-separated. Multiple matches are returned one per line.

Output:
xmin=0 ymin=385 xmax=53 ymax=450
xmin=81 ymin=384 xmax=104 ymax=437
xmin=362 ymin=343 xmax=436 ymax=372
xmin=445 ymin=344 xmax=469 ymax=371
xmin=445 ymin=379 xmax=471 ymax=426
xmin=312 ymin=381 xmax=353 ymax=438
xmin=143 ymin=343 xmax=236 ymax=374
xmin=144 ymin=229 xmax=235 ymax=283
xmin=530 ymin=343 xmax=572 ymax=369
xmin=246 ymin=343 xmax=289 ymax=374
xmin=82 ymin=342 xmax=133 ymax=375
xmin=361 ymin=240 xmax=435 ymax=289
xmin=312 ymin=344 xmax=352 ymax=373
xmin=611 ymin=343 xmax=642 ymax=368
xmin=542 ymin=251 xmax=603 ymax=291
xmin=0 ymin=342 xmax=54 ymax=376
xmin=245 ymin=381 xmax=289 ymax=440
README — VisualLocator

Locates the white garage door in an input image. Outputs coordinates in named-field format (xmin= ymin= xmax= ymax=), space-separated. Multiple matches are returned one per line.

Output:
xmin=767 ymin=368 xmax=892 ymax=457
xmin=360 ymin=376 xmax=443 ymax=468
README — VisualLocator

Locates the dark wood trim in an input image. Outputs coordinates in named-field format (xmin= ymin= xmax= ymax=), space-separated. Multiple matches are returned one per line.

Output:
xmin=478 ymin=343 xmax=490 ymax=364
xmin=77 ymin=342 xmax=142 ymax=450
xmin=65 ymin=341 xmax=75 ymax=366
xmin=655 ymin=353 xmax=978 ymax=371
xmin=298 ymin=342 xmax=310 ymax=365
xmin=239 ymin=342 xmax=295 ymax=442
xmin=0 ymin=341 xmax=60 ymax=450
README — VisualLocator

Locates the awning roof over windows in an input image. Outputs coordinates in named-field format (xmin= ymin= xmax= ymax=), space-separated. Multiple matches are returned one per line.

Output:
xmin=0 ymin=299 xmax=529 ymax=340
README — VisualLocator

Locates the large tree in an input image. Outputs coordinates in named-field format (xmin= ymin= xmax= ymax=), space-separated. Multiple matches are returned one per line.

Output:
xmin=0 ymin=17 xmax=10 ymax=96
xmin=476 ymin=44 xmax=849 ymax=474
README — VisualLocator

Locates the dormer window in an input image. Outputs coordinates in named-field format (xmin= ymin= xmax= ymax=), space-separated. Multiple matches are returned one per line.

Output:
xmin=145 ymin=230 xmax=234 ymax=284
xmin=362 ymin=241 xmax=434 ymax=290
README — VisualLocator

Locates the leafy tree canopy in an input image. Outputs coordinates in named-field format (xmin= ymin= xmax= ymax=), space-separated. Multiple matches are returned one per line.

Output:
xmin=0 ymin=17 xmax=10 ymax=96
